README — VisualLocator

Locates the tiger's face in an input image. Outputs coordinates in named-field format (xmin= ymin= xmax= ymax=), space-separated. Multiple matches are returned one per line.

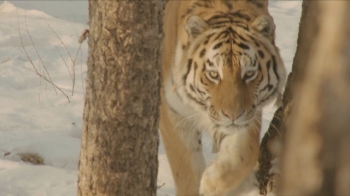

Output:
xmin=175 ymin=15 xmax=285 ymax=128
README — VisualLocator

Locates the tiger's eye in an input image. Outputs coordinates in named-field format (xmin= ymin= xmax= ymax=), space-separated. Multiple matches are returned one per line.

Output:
xmin=209 ymin=71 xmax=219 ymax=79
xmin=245 ymin=71 xmax=255 ymax=77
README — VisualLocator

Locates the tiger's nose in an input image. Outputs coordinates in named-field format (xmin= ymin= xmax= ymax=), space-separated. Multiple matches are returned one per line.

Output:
xmin=222 ymin=109 xmax=245 ymax=120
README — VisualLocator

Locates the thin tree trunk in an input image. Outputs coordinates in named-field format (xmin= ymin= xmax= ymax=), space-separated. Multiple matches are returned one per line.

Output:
xmin=257 ymin=1 xmax=322 ymax=194
xmin=77 ymin=1 xmax=165 ymax=196
xmin=279 ymin=1 xmax=350 ymax=195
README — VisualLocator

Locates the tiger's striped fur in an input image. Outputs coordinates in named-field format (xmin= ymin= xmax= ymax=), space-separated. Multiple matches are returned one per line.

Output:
xmin=160 ymin=1 xmax=286 ymax=195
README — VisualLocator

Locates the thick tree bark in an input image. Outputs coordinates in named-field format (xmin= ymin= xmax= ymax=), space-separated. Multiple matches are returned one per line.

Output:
xmin=77 ymin=1 xmax=165 ymax=196
xmin=279 ymin=1 xmax=350 ymax=195
xmin=257 ymin=1 xmax=323 ymax=194
xmin=257 ymin=1 xmax=319 ymax=194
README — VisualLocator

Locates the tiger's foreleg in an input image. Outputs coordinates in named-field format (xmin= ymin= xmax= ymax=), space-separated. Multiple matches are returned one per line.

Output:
xmin=160 ymin=100 xmax=206 ymax=195
xmin=199 ymin=124 xmax=260 ymax=196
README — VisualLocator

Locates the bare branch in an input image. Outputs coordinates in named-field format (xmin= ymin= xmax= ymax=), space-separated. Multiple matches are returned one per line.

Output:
xmin=44 ymin=15 xmax=76 ymax=96
xmin=24 ymin=8 xmax=57 ymax=94
xmin=50 ymin=34 xmax=73 ymax=79
xmin=70 ymin=22 xmax=86 ymax=95
xmin=16 ymin=9 xmax=70 ymax=103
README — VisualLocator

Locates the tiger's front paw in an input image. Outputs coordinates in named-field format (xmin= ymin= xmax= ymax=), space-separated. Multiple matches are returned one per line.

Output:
xmin=199 ymin=163 xmax=230 ymax=196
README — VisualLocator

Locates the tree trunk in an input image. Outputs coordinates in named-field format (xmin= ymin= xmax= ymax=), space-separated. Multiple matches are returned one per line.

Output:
xmin=257 ymin=1 xmax=320 ymax=194
xmin=77 ymin=1 xmax=165 ymax=196
xmin=278 ymin=1 xmax=350 ymax=195
xmin=257 ymin=1 xmax=331 ymax=194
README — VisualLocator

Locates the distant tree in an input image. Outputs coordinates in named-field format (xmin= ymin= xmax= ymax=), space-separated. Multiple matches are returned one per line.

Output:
xmin=77 ymin=1 xmax=165 ymax=196
xmin=257 ymin=0 xmax=350 ymax=195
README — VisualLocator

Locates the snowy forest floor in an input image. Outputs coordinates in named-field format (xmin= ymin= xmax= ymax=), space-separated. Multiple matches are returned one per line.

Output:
xmin=0 ymin=1 xmax=301 ymax=195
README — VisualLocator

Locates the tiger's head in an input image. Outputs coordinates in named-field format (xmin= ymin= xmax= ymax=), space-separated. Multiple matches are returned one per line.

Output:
xmin=173 ymin=14 xmax=286 ymax=128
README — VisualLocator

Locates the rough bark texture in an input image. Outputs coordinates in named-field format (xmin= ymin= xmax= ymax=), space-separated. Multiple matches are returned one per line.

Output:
xmin=77 ymin=1 xmax=165 ymax=196
xmin=279 ymin=1 xmax=350 ymax=195
xmin=257 ymin=1 xmax=321 ymax=194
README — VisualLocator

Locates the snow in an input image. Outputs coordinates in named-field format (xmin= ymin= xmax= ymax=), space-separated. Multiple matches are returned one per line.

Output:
xmin=0 ymin=1 xmax=301 ymax=196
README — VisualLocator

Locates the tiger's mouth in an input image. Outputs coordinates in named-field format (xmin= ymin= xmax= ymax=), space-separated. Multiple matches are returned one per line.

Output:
xmin=208 ymin=115 xmax=234 ymax=127
xmin=208 ymin=108 xmax=257 ymax=128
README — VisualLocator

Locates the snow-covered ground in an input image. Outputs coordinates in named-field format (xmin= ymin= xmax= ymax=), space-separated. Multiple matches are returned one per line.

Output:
xmin=0 ymin=1 xmax=301 ymax=196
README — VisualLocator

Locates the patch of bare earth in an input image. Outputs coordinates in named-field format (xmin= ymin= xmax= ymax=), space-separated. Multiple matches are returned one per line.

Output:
xmin=19 ymin=153 xmax=44 ymax=165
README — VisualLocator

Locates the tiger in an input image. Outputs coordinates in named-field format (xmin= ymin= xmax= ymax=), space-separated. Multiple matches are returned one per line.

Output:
xmin=159 ymin=0 xmax=286 ymax=195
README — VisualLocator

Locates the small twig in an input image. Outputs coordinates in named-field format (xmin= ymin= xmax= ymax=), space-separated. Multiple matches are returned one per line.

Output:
xmin=50 ymin=35 xmax=72 ymax=79
xmin=38 ymin=65 xmax=41 ymax=106
xmin=70 ymin=23 xmax=89 ymax=94
xmin=16 ymin=9 xmax=37 ymax=71
xmin=69 ymin=21 xmax=79 ymax=39
xmin=157 ymin=182 xmax=165 ymax=189
xmin=22 ymin=66 xmax=70 ymax=103
xmin=16 ymin=9 xmax=70 ymax=103
xmin=24 ymin=8 xmax=57 ymax=94
xmin=71 ymin=44 xmax=83 ymax=96
xmin=80 ymin=45 xmax=85 ymax=94
xmin=43 ymin=15 xmax=74 ymax=61
xmin=42 ymin=65 xmax=50 ymax=101
xmin=44 ymin=15 xmax=76 ymax=96
xmin=71 ymin=22 xmax=85 ymax=94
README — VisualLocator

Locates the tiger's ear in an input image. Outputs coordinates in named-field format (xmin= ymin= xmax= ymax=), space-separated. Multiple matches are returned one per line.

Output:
xmin=185 ymin=15 xmax=210 ymax=41
xmin=251 ymin=15 xmax=275 ymax=38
